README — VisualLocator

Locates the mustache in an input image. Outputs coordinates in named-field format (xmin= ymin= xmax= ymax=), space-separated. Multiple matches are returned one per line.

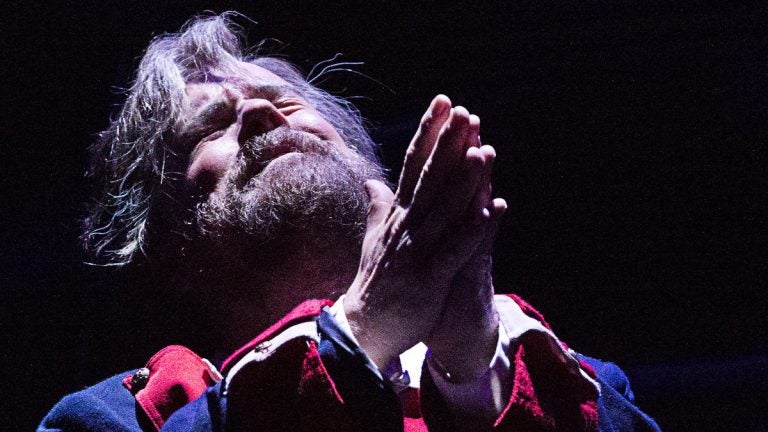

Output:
xmin=229 ymin=127 xmax=333 ymax=190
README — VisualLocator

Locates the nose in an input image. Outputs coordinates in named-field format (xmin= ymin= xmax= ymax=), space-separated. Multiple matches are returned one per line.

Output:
xmin=236 ymin=98 xmax=289 ymax=144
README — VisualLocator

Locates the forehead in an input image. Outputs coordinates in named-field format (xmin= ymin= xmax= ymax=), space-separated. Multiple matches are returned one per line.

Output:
xmin=184 ymin=62 xmax=293 ymax=109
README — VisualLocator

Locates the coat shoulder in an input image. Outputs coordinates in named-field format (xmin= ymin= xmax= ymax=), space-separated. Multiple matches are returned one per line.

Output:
xmin=38 ymin=372 xmax=141 ymax=432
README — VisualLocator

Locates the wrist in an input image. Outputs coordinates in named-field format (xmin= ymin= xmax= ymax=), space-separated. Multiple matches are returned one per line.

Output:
xmin=343 ymin=295 xmax=401 ymax=369
xmin=427 ymin=315 xmax=499 ymax=383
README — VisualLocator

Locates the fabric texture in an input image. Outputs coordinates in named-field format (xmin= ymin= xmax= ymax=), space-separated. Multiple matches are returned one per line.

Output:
xmin=40 ymin=296 xmax=661 ymax=431
xmin=38 ymin=373 xmax=142 ymax=432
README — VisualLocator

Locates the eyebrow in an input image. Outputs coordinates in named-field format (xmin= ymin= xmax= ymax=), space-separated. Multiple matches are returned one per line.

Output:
xmin=191 ymin=83 xmax=298 ymax=121
xmin=239 ymin=83 xmax=299 ymax=100
xmin=179 ymin=82 xmax=303 ymax=143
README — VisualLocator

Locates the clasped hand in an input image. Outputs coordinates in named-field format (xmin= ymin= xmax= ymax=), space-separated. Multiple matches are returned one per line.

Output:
xmin=344 ymin=95 xmax=506 ymax=382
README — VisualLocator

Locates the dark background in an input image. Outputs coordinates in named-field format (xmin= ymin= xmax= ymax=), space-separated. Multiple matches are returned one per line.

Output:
xmin=3 ymin=1 xmax=767 ymax=430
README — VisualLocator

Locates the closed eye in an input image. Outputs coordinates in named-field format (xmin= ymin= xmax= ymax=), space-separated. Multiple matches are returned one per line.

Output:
xmin=274 ymin=96 xmax=306 ymax=115
xmin=200 ymin=128 xmax=227 ymax=142
xmin=176 ymin=99 xmax=236 ymax=150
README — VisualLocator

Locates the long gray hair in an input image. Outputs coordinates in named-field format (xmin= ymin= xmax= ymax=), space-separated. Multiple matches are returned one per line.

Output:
xmin=83 ymin=12 xmax=380 ymax=266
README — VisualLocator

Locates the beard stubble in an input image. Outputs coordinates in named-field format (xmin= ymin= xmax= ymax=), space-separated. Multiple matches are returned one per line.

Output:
xmin=192 ymin=127 xmax=386 ymax=297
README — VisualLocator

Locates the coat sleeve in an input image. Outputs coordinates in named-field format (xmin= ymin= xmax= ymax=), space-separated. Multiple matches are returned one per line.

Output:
xmin=578 ymin=355 xmax=662 ymax=432
xmin=37 ymin=373 xmax=143 ymax=432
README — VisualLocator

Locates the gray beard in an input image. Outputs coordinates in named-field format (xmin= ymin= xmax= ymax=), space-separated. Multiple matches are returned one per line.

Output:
xmin=194 ymin=127 xmax=385 ymax=277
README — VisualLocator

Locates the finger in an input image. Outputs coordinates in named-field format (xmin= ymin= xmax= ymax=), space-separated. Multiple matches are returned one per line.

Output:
xmin=395 ymin=95 xmax=452 ymax=206
xmin=447 ymin=145 xmax=487 ymax=220
xmin=407 ymin=145 xmax=486 ymax=251
xmin=427 ymin=217 xmax=487 ymax=284
xmin=470 ymin=144 xmax=496 ymax=224
xmin=487 ymin=197 xmax=507 ymax=238
xmin=476 ymin=197 xmax=507 ymax=255
xmin=465 ymin=115 xmax=486 ymax=223
xmin=489 ymin=197 xmax=507 ymax=219
xmin=439 ymin=197 xmax=505 ymax=269
xmin=364 ymin=179 xmax=395 ymax=229
xmin=409 ymin=106 xmax=471 ymax=218
xmin=468 ymin=114 xmax=480 ymax=149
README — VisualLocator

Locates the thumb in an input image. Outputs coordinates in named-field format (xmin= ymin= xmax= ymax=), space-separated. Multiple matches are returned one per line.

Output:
xmin=364 ymin=179 xmax=395 ymax=228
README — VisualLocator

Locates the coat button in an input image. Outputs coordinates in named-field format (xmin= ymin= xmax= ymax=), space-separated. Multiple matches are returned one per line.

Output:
xmin=131 ymin=367 xmax=150 ymax=390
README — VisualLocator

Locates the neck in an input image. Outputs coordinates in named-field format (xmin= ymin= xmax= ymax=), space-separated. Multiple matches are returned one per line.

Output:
xmin=176 ymin=245 xmax=359 ymax=363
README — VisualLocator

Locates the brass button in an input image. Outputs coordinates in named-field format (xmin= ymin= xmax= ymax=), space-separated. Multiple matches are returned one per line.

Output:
xmin=131 ymin=367 xmax=150 ymax=390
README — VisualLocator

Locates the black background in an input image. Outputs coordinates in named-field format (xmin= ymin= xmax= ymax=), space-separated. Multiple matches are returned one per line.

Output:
xmin=3 ymin=1 xmax=767 ymax=430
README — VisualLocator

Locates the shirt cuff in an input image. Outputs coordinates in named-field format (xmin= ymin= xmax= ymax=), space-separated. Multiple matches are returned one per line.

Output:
xmin=328 ymin=296 xmax=361 ymax=346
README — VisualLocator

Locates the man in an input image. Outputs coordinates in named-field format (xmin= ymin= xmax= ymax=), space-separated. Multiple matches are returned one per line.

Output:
xmin=40 ymin=13 xmax=660 ymax=431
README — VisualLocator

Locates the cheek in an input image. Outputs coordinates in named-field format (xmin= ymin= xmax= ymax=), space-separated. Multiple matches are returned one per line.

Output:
xmin=186 ymin=141 xmax=238 ymax=192
xmin=290 ymin=110 xmax=344 ymax=144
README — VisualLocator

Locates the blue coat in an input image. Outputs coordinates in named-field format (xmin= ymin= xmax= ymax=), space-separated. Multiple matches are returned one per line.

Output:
xmin=40 ymin=299 xmax=661 ymax=431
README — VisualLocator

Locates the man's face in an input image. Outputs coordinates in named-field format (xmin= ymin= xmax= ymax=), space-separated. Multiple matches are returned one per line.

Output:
xmin=169 ymin=62 xmax=382 ymax=286
xmin=177 ymin=63 xmax=348 ymax=194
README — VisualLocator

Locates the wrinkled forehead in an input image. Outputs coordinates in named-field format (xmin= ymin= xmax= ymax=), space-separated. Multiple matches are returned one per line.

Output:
xmin=184 ymin=62 xmax=293 ymax=111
